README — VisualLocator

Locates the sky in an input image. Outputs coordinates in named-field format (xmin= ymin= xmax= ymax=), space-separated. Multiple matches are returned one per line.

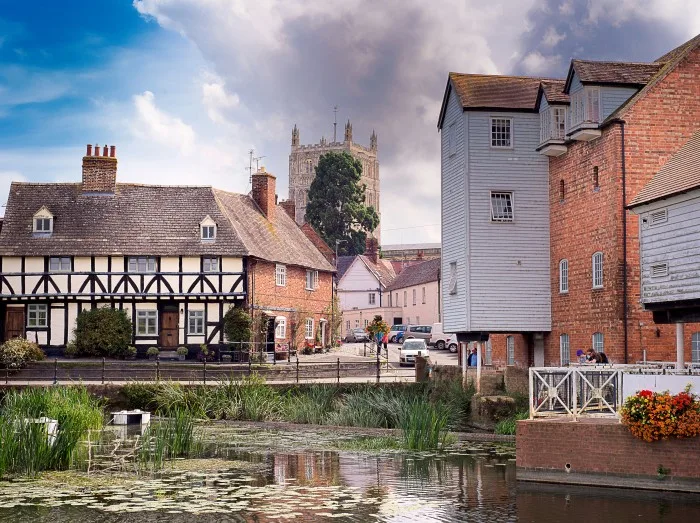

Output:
xmin=0 ymin=0 xmax=698 ymax=245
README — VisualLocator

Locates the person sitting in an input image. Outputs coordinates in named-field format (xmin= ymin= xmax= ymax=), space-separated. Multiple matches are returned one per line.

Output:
xmin=585 ymin=348 xmax=609 ymax=364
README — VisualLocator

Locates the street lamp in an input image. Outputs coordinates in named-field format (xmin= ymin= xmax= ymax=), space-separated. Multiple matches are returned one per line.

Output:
xmin=332 ymin=239 xmax=347 ymax=347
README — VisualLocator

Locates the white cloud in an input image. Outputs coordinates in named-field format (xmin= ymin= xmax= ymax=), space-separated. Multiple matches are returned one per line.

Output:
xmin=542 ymin=26 xmax=565 ymax=48
xmin=586 ymin=0 xmax=700 ymax=34
xmin=201 ymin=74 xmax=240 ymax=124
xmin=521 ymin=51 xmax=560 ymax=75
xmin=132 ymin=90 xmax=196 ymax=153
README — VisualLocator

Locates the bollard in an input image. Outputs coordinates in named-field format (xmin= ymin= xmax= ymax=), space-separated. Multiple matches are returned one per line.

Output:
xmin=5 ymin=366 xmax=8 ymax=384
xmin=296 ymin=357 xmax=300 ymax=383
xmin=248 ymin=355 xmax=252 ymax=376
xmin=102 ymin=357 xmax=105 ymax=385
xmin=376 ymin=349 xmax=380 ymax=384
xmin=337 ymin=357 xmax=340 ymax=385
xmin=53 ymin=358 xmax=58 ymax=385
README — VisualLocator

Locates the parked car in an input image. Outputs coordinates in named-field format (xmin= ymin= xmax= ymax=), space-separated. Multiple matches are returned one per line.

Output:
xmin=388 ymin=324 xmax=407 ymax=343
xmin=447 ymin=333 xmax=458 ymax=353
xmin=345 ymin=328 xmax=370 ymax=343
xmin=403 ymin=325 xmax=432 ymax=342
xmin=399 ymin=338 xmax=430 ymax=366
xmin=429 ymin=323 xmax=453 ymax=349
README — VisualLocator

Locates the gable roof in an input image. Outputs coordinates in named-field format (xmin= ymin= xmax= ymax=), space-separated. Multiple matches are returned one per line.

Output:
xmin=336 ymin=255 xmax=356 ymax=280
xmin=628 ymin=129 xmax=700 ymax=208
xmin=300 ymin=223 xmax=335 ymax=265
xmin=535 ymin=79 xmax=569 ymax=110
xmin=386 ymin=258 xmax=441 ymax=291
xmin=563 ymin=60 xmax=662 ymax=92
xmin=337 ymin=254 xmax=396 ymax=288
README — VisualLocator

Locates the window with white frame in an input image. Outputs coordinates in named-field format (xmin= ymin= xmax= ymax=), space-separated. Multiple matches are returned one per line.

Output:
xmin=485 ymin=340 xmax=493 ymax=365
xmin=201 ymin=225 xmax=216 ymax=240
xmin=275 ymin=264 xmax=286 ymax=286
xmin=34 ymin=217 xmax=52 ymax=233
xmin=490 ymin=118 xmax=512 ymax=148
xmin=129 ymin=256 xmax=156 ymax=273
xmin=559 ymin=259 xmax=569 ymax=293
xmin=448 ymin=122 xmax=456 ymax=156
xmin=412 ymin=289 xmax=416 ymax=306
xmin=490 ymin=192 xmax=514 ymax=222
xmin=592 ymin=332 xmax=604 ymax=353
xmin=448 ymin=262 xmax=457 ymax=294
xmin=276 ymin=317 xmax=287 ymax=339
xmin=540 ymin=107 xmax=567 ymax=143
xmin=369 ymin=293 xmax=376 ymax=305
xmin=27 ymin=304 xmax=48 ymax=328
xmin=692 ymin=333 xmax=700 ymax=363
xmin=592 ymin=252 xmax=603 ymax=289
xmin=422 ymin=287 xmax=426 ymax=304
xmin=188 ymin=310 xmax=204 ymax=335
xmin=136 ymin=310 xmax=157 ymax=335
xmin=571 ymin=87 xmax=600 ymax=127
xmin=560 ymin=334 xmax=570 ymax=365
xmin=202 ymin=257 xmax=219 ymax=272
xmin=49 ymin=257 xmax=71 ymax=272
xmin=305 ymin=318 xmax=314 ymax=339
xmin=306 ymin=270 xmax=318 ymax=290
xmin=506 ymin=336 xmax=515 ymax=366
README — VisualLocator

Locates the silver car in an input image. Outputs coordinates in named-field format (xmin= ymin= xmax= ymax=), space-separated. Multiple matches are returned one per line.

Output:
xmin=399 ymin=338 xmax=430 ymax=366
xmin=402 ymin=325 xmax=432 ymax=342
xmin=345 ymin=328 xmax=370 ymax=343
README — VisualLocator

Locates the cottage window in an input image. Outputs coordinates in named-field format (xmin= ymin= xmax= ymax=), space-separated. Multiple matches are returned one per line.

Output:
xmin=276 ymin=317 xmax=287 ymax=339
xmin=592 ymin=332 xmax=604 ymax=353
xmin=49 ymin=257 xmax=71 ymax=272
xmin=188 ymin=310 xmax=204 ymax=335
xmin=592 ymin=252 xmax=603 ymax=289
xmin=448 ymin=262 xmax=457 ymax=295
xmin=506 ymin=336 xmax=515 ymax=366
xmin=305 ymin=318 xmax=314 ymax=339
xmin=560 ymin=334 xmax=570 ymax=366
xmin=585 ymin=88 xmax=600 ymax=123
xmin=129 ymin=256 xmax=156 ymax=273
xmin=306 ymin=270 xmax=318 ymax=290
xmin=202 ymin=257 xmax=219 ymax=272
xmin=422 ymin=287 xmax=426 ymax=304
xmin=201 ymin=225 xmax=216 ymax=240
xmin=490 ymin=118 xmax=512 ymax=148
xmin=27 ymin=304 xmax=48 ymax=328
xmin=559 ymin=259 xmax=569 ymax=294
xmin=275 ymin=264 xmax=286 ymax=286
xmin=364 ymin=319 xmax=369 ymax=327
xmin=692 ymin=333 xmax=700 ymax=363
xmin=34 ymin=217 xmax=52 ymax=233
xmin=369 ymin=293 xmax=376 ymax=305
xmin=490 ymin=192 xmax=514 ymax=222
xmin=136 ymin=310 xmax=157 ymax=335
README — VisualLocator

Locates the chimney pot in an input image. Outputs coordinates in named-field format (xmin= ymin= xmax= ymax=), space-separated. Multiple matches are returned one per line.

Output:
xmin=110 ymin=145 xmax=116 ymax=158
xmin=86 ymin=144 xmax=92 ymax=156
xmin=103 ymin=145 xmax=108 ymax=156
xmin=94 ymin=144 xmax=100 ymax=156
xmin=82 ymin=143 xmax=118 ymax=193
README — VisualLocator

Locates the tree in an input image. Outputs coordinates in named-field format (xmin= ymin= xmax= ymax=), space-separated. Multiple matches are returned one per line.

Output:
xmin=305 ymin=151 xmax=379 ymax=255
xmin=366 ymin=315 xmax=389 ymax=343
xmin=223 ymin=306 xmax=252 ymax=345
xmin=74 ymin=308 xmax=132 ymax=358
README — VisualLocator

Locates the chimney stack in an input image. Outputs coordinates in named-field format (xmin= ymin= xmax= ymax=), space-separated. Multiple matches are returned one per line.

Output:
xmin=279 ymin=199 xmax=296 ymax=220
xmin=82 ymin=143 xmax=117 ymax=193
xmin=365 ymin=236 xmax=379 ymax=265
xmin=251 ymin=167 xmax=277 ymax=221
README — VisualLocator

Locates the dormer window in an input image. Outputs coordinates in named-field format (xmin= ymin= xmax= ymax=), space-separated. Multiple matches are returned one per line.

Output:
xmin=33 ymin=206 xmax=54 ymax=235
xmin=200 ymin=215 xmax=217 ymax=241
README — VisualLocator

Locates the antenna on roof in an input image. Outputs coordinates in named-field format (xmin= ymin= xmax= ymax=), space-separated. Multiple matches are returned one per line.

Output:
xmin=245 ymin=149 xmax=266 ymax=185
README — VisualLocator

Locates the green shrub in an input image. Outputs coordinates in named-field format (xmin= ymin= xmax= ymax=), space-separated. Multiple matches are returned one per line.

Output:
xmin=176 ymin=346 xmax=188 ymax=357
xmin=0 ymin=338 xmax=45 ymax=369
xmin=146 ymin=347 xmax=160 ymax=357
xmin=494 ymin=411 xmax=529 ymax=435
xmin=74 ymin=308 xmax=132 ymax=358
xmin=223 ymin=307 xmax=252 ymax=344
xmin=63 ymin=341 xmax=78 ymax=358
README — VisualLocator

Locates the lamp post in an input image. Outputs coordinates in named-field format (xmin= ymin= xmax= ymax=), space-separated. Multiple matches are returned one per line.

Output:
xmin=332 ymin=239 xmax=347 ymax=347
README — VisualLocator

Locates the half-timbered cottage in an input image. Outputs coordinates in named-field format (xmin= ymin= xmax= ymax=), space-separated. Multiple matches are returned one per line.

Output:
xmin=0 ymin=145 xmax=334 ymax=354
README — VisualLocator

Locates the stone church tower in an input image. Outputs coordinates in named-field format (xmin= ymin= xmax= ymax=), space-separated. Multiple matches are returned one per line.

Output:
xmin=288 ymin=121 xmax=380 ymax=238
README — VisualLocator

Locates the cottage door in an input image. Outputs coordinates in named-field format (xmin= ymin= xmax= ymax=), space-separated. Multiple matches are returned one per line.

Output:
xmin=160 ymin=311 xmax=179 ymax=349
xmin=4 ymin=307 xmax=25 ymax=340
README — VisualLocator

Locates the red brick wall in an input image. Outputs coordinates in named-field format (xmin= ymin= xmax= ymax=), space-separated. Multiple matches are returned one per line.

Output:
xmin=546 ymin=46 xmax=700 ymax=365
xmin=517 ymin=419 xmax=700 ymax=479
xmin=488 ymin=333 xmax=530 ymax=368
xmin=249 ymin=259 xmax=333 ymax=349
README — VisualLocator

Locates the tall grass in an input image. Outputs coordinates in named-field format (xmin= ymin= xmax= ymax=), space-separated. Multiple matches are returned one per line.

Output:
xmin=494 ymin=411 xmax=529 ymax=435
xmin=138 ymin=409 xmax=198 ymax=471
xmin=398 ymin=400 xmax=450 ymax=451
xmin=280 ymin=385 xmax=336 ymax=424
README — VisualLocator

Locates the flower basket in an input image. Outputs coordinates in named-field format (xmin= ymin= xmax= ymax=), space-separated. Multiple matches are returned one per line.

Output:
xmin=620 ymin=387 xmax=700 ymax=442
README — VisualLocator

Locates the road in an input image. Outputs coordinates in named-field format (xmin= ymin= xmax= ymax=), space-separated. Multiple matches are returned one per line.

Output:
xmin=297 ymin=341 xmax=460 ymax=367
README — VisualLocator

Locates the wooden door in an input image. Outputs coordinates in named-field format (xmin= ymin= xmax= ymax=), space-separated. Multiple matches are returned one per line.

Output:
xmin=160 ymin=311 xmax=179 ymax=348
xmin=5 ymin=308 xmax=25 ymax=340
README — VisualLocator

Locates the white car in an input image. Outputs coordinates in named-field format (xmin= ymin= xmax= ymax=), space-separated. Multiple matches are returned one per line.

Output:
xmin=447 ymin=334 xmax=458 ymax=353
xmin=399 ymin=338 xmax=430 ymax=366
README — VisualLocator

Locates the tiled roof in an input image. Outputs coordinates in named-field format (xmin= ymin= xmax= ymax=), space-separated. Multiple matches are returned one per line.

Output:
xmin=0 ymin=183 xmax=247 ymax=257
xmin=539 ymin=80 xmax=569 ymax=104
xmin=448 ymin=73 xmax=549 ymax=111
xmin=386 ymin=258 xmax=440 ymax=291
xmin=336 ymin=256 xmax=355 ymax=280
xmin=213 ymin=190 xmax=334 ymax=272
xmin=570 ymin=60 xmax=662 ymax=87
xmin=628 ymin=129 xmax=700 ymax=208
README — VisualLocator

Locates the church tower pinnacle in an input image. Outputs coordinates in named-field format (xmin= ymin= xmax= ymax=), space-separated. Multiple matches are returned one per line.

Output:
xmin=291 ymin=124 xmax=299 ymax=147
xmin=344 ymin=120 xmax=353 ymax=143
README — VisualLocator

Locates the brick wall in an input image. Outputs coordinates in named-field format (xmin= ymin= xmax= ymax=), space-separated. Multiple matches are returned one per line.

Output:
xmin=546 ymin=46 xmax=700 ymax=365
xmin=82 ymin=154 xmax=117 ymax=192
xmin=517 ymin=419 xmax=700 ymax=479
xmin=489 ymin=333 xmax=530 ymax=368
xmin=249 ymin=259 xmax=333 ymax=349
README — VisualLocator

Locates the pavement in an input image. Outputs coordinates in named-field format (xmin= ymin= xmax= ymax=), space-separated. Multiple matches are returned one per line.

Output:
xmin=297 ymin=341 xmax=460 ymax=367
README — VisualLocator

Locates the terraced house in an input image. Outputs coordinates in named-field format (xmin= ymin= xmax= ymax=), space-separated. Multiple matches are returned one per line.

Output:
xmin=439 ymin=33 xmax=700 ymax=367
xmin=0 ymin=145 xmax=334 ymax=355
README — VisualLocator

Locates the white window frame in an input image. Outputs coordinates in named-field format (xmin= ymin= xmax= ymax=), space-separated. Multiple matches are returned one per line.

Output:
xmin=49 ymin=257 xmax=71 ymax=272
xmin=448 ymin=122 xmax=457 ymax=156
xmin=490 ymin=117 xmax=513 ymax=148
xmin=490 ymin=191 xmax=514 ymax=223
xmin=560 ymin=334 xmax=570 ymax=366
xmin=692 ymin=333 xmax=700 ymax=364
xmin=448 ymin=262 xmax=457 ymax=295
xmin=275 ymin=317 xmax=287 ymax=339
xmin=305 ymin=270 xmax=318 ymax=290
xmin=33 ymin=217 xmax=53 ymax=234
xmin=136 ymin=310 xmax=158 ymax=336
xmin=592 ymin=332 xmax=604 ymax=353
xmin=571 ymin=87 xmax=601 ymax=127
xmin=201 ymin=224 xmax=216 ymax=241
xmin=369 ymin=293 xmax=376 ymax=305
xmin=187 ymin=310 xmax=204 ymax=335
xmin=355 ymin=319 xmax=359 ymax=328
xmin=129 ymin=256 xmax=156 ymax=273
xmin=27 ymin=304 xmax=48 ymax=328
xmin=540 ymin=107 xmax=567 ymax=143
xmin=506 ymin=336 xmax=515 ymax=366
xmin=275 ymin=264 xmax=287 ymax=287
xmin=305 ymin=318 xmax=314 ymax=339
xmin=559 ymin=259 xmax=569 ymax=294
xmin=202 ymin=257 xmax=219 ymax=273
xmin=592 ymin=252 xmax=603 ymax=289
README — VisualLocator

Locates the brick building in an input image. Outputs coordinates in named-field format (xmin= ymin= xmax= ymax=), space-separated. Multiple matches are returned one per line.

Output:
xmin=440 ymin=34 xmax=700 ymax=367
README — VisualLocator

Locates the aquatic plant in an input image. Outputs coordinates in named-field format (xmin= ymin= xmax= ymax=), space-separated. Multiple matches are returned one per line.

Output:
xmin=280 ymin=385 xmax=336 ymax=424
xmin=397 ymin=400 xmax=451 ymax=451
xmin=138 ymin=409 xmax=198 ymax=471
xmin=494 ymin=411 xmax=529 ymax=435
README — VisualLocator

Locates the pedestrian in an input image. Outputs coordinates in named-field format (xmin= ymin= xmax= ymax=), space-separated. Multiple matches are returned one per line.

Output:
xmin=382 ymin=332 xmax=388 ymax=355
xmin=468 ymin=347 xmax=477 ymax=366
xmin=576 ymin=349 xmax=585 ymax=364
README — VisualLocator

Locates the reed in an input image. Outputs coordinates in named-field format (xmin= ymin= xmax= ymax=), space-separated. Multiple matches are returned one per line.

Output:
xmin=280 ymin=385 xmax=336 ymax=425
xmin=398 ymin=399 xmax=451 ymax=451
xmin=494 ymin=411 xmax=528 ymax=435
xmin=138 ymin=409 xmax=198 ymax=471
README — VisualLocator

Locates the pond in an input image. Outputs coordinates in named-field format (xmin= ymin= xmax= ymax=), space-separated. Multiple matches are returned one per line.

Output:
xmin=0 ymin=425 xmax=699 ymax=522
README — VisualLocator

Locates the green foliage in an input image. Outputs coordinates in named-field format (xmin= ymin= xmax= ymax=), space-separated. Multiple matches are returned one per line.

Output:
xmin=494 ymin=411 xmax=529 ymax=435
xmin=176 ymin=346 xmax=189 ymax=357
xmin=280 ymin=385 xmax=336 ymax=424
xmin=366 ymin=315 xmax=390 ymax=340
xmin=333 ymin=436 xmax=403 ymax=451
xmin=146 ymin=347 xmax=160 ymax=357
xmin=63 ymin=341 xmax=78 ymax=358
xmin=0 ymin=338 xmax=45 ymax=369
xmin=305 ymin=151 xmax=379 ymax=255
xmin=138 ymin=409 xmax=198 ymax=472
xmin=223 ymin=307 xmax=252 ymax=344
xmin=398 ymin=400 xmax=451 ymax=451
xmin=74 ymin=307 xmax=132 ymax=358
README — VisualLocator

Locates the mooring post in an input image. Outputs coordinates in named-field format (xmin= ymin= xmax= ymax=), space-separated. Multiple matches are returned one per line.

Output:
xmin=53 ymin=358 xmax=58 ymax=385
xmin=102 ymin=357 xmax=105 ymax=385
xmin=337 ymin=357 xmax=340 ymax=385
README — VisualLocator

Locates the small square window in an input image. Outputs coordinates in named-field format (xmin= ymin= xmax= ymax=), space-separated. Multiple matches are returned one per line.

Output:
xmin=49 ymin=257 xmax=71 ymax=272
xmin=136 ymin=310 xmax=158 ymax=335
xmin=188 ymin=310 xmax=204 ymax=335
xmin=276 ymin=265 xmax=287 ymax=286
xmin=306 ymin=270 xmax=318 ymax=290
xmin=201 ymin=225 xmax=216 ymax=240
xmin=203 ymin=257 xmax=219 ymax=272
xmin=27 ymin=304 xmax=48 ymax=328
xmin=491 ymin=118 xmax=512 ymax=148
xmin=490 ymin=192 xmax=514 ymax=222
xmin=34 ymin=217 xmax=52 ymax=233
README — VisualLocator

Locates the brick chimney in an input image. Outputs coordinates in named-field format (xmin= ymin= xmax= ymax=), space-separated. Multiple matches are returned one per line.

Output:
xmin=251 ymin=167 xmax=276 ymax=221
xmin=82 ymin=143 xmax=117 ymax=193
xmin=279 ymin=199 xmax=296 ymax=220
xmin=365 ymin=236 xmax=379 ymax=265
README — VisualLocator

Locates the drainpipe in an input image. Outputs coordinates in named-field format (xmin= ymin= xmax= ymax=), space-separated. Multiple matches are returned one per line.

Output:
xmin=619 ymin=120 xmax=629 ymax=364
xmin=437 ymin=268 xmax=441 ymax=322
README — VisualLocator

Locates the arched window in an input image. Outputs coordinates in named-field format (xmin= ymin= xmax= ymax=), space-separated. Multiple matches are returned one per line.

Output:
xmin=559 ymin=179 xmax=565 ymax=201
xmin=692 ymin=333 xmax=700 ymax=363
xmin=560 ymin=334 xmax=570 ymax=366
xmin=592 ymin=252 xmax=603 ymax=289
xmin=592 ymin=332 xmax=604 ymax=352
xmin=559 ymin=259 xmax=569 ymax=293
xmin=506 ymin=336 xmax=515 ymax=366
